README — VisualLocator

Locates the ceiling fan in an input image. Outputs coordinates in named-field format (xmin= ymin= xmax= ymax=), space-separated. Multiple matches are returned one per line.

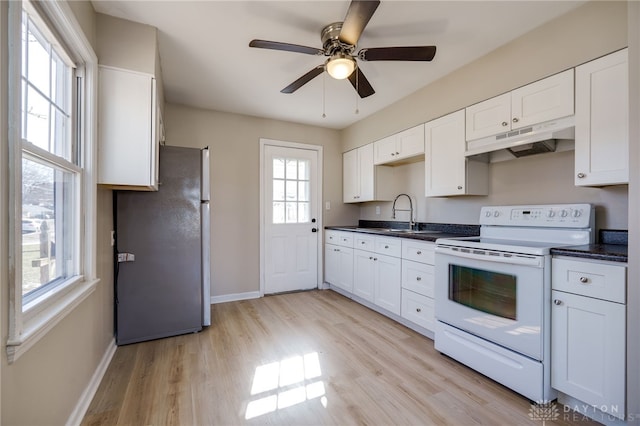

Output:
xmin=249 ymin=0 xmax=436 ymax=98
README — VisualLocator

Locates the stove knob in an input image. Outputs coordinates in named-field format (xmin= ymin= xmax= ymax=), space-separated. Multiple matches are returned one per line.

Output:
xmin=547 ymin=210 xmax=555 ymax=218
xmin=485 ymin=210 xmax=492 ymax=218
xmin=493 ymin=211 xmax=500 ymax=218
xmin=573 ymin=209 xmax=582 ymax=218
xmin=560 ymin=209 xmax=569 ymax=218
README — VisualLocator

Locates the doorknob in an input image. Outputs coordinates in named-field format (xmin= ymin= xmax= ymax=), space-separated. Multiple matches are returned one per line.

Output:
xmin=311 ymin=218 xmax=316 ymax=223
xmin=311 ymin=228 xmax=317 ymax=232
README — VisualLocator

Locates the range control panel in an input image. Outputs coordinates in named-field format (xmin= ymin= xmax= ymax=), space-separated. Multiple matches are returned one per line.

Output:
xmin=479 ymin=204 xmax=593 ymax=228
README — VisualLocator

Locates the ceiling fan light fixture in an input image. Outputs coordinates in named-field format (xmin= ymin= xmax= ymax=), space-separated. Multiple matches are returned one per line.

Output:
xmin=326 ymin=54 xmax=356 ymax=80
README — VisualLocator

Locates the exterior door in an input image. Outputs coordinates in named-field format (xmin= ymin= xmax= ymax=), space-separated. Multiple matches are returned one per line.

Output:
xmin=264 ymin=144 xmax=319 ymax=294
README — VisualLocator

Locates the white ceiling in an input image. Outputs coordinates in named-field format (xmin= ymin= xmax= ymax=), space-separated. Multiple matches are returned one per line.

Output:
xmin=91 ymin=1 xmax=586 ymax=129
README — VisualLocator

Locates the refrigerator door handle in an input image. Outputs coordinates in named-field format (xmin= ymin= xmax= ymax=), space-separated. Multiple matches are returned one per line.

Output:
xmin=201 ymin=147 xmax=210 ymax=202
xmin=201 ymin=202 xmax=211 ymax=326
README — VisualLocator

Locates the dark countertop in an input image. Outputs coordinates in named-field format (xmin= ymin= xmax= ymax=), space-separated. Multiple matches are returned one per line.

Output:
xmin=325 ymin=221 xmax=479 ymax=243
xmin=550 ymin=229 xmax=628 ymax=263
xmin=327 ymin=224 xmax=628 ymax=262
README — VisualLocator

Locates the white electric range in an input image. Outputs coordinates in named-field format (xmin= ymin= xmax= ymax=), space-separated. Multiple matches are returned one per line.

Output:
xmin=434 ymin=203 xmax=594 ymax=402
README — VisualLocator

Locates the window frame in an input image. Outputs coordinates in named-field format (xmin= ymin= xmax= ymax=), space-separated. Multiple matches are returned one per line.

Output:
xmin=6 ymin=0 xmax=98 ymax=363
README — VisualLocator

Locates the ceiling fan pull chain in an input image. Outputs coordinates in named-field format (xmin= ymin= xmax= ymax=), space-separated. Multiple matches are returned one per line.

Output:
xmin=322 ymin=71 xmax=327 ymax=118
xmin=355 ymin=66 xmax=360 ymax=114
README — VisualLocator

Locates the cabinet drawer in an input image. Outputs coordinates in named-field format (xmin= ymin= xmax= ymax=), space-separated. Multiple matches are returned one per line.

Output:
xmin=552 ymin=258 xmax=626 ymax=303
xmin=401 ymin=289 xmax=435 ymax=331
xmin=325 ymin=230 xmax=354 ymax=248
xmin=402 ymin=260 xmax=434 ymax=298
xmin=402 ymin=239 xmax=435 ymax=264
xmin=355 ymin=234 xmax=376 ymax=252
xmin=375 ymin=236 xmax=402 ymax=257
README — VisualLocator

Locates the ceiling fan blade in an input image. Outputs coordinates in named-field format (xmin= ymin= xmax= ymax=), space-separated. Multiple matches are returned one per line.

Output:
xmin=281 ymin=65 xmax=325 ymax=94
xmin=339 ymin=0 xmax=380 ymax=46
xmin=249 ymin=39 xmax=324 ymax=56
xmin=348 ymin=67 xmax=375 ymax=98
xmin=359 ymin=46 xmax=437 ymax=61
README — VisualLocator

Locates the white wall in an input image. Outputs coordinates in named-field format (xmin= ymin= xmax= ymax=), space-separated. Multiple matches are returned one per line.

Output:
xmin=342 ymin=1 xmax=629 ymax=232
xmin=164 ymin=104 xmax=357 ymax=298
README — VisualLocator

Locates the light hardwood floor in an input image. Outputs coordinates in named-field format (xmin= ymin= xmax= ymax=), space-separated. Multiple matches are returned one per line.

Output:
xmin=83 ymin=290 xmax=599 ymax=425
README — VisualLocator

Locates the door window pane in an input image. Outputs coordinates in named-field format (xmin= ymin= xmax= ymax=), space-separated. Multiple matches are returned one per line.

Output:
xmin=271 ymin=157 xmax=311 ymax=224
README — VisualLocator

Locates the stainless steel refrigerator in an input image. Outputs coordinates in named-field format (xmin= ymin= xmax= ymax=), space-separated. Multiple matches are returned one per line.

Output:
xmin=115 ymin=145 xmax=211 ymax=345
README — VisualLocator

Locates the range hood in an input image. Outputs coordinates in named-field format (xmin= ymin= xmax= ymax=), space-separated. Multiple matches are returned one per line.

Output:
xmin=465 ymin=115 xmax=575 ymax=157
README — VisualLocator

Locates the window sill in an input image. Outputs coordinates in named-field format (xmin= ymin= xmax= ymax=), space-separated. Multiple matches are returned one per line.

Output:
xmin=6 ymin=278 xmax=99 ymax=363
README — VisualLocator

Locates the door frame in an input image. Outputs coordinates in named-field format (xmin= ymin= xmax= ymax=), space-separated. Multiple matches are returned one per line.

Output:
xmin=259 ymin=138 xmax=324 ymax=297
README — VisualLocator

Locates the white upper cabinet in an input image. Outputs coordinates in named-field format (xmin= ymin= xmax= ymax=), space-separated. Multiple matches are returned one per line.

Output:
xmin=343 ymin=144 xmax=396 ymax=203
xmin=574 ymin=49 xmax=629 ymax=186
xmin=373 ymin=124 xmax=425 ymax=165
xmin=98 ymin=67 xmax=160 ymax=190
xmin=425 ymin=110 xmax=488 ymax=197
xmin=466 ymin=69 xmax=574 ymax=141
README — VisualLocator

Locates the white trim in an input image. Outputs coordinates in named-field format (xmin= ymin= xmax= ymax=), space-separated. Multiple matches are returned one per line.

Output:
xmin=259 ymin=138 xmax=324 ymax=297
xmin=211 ymin=291 xmax=261 ymax=304
xmin=6 ymin=278 xmax=98 ymax=363
xmin=6 ymin=0 xmax=99 ymax=363
xmin=65 ymin=338 xmax=117 ymax=426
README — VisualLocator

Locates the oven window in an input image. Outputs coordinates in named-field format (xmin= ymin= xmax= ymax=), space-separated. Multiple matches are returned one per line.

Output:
xmin=449 ymin=265 xmax=517 ymax=320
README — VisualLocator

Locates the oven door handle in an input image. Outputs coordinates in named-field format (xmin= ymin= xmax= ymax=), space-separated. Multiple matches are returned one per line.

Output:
xmin=435 ymin=246 xmax=544 ymax=267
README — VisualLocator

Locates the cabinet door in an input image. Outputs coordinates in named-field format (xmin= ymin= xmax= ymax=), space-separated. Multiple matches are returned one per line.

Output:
xmin=358 ymin=143 xmax=375 ymax=201
xmin=336 ymin=247 xmax=354 ymax=292
xmin=343 ymin=148 xmax=359 ymax=203
xmin=511 ymin=69 xmax=574 ymax=129
xmin=324 ymin=244 xmax=340 ymax=285
xmin=551 ymin=290 xmax=626 ymax=418
xmin=353 ymin=250 xmax=375 ymax=302
xmin=98 ymin=67 xmax=157 ymax=189
xmin=373 ymin=135 xmax=397 ymax=165
xmin=575 ymin=49 xmax=628 ymax=186
xmin=401 ymin=289 xmax=435 ymax=331
xmin=465 ymin=93 xmax=511 ymax=141
xmin=374 ymin=254 xmax=401 ymax=315
xmin=395 ymin=124 xmax=425 ymax=161
xmin=425 ymin=110 xmax=467 ymax=196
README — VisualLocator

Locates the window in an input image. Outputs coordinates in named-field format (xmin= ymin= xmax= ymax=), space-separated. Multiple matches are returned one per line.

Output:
xmin=272 ymin=157 xmax=310 ymax=224
xmin=7 ymin=0 xmax=98 ymax=362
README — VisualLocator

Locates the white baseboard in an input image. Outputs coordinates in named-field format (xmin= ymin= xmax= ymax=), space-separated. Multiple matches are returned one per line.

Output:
xmin=211 ymin=291 xmax=261 ymax=304
xmin=66 ymin=338 xmax=117 ymax=426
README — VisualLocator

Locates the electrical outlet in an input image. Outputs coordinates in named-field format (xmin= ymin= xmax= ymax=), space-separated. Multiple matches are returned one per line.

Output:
xmin=110 ymin=231 xmax=115 ymax=247
xmin=325 ymin=201 xmax=331 ymax=210
xmin=375 ymin=205 xmax=381 ymax=215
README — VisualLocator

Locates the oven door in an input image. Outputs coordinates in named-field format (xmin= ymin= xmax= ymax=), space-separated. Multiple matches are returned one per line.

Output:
xmin=435 ymin=245 xmax=547 ymax=360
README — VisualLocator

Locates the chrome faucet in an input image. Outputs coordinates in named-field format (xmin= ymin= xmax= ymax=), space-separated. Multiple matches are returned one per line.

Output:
xmin=392 ymin=193 xmax=415 ymax=230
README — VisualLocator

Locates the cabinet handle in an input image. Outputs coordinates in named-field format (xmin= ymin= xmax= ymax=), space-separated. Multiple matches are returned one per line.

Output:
xmin=457 ymin=186 xmax=463 ymax=190
xmin=553 ymin=299 xmax=563 ymax=305
xmin=361 ymin=241 xmax=365 ymax=244
xmin=416 ymin=276 xmax=422 ymax=281
xmin=384 ymin=245 xmax=389 ymax=249
xmin=373 ymin=257 xmax=378 ymax=261
xmin=391 ymin=153 xmax=395 ymax=156
xmin=579 ymin=276 xmax=589 ymax=284
xmin=577 ymin=173 xmax=586 ymax=179
xmin=416 ymin=308 xmax=422 ymax=313
xmin=334 ymin=248 xmax=340 ymax=252
xmin=395 ymin=151 xmax=400 ymax=155
xmin=501 ymin=121 xmax=508 ymax=127
xmin=417 ymin=250 xmax=422 ymax=255
xmin=512 ymin=117 xmax=519 ymax=123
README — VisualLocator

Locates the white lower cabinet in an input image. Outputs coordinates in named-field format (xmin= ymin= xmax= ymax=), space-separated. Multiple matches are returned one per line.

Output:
xmin=400 ymin=239 xmax=436 ymax=332
xmin=551 ymin=257 xmax=627 ymax=419
xmin=325 ymin=231 xmax=354 ymax=293
xmin=325 ymin=232 xmax=435 ymax=335
xmin=353 ymin=241 xmax=401 ymax=315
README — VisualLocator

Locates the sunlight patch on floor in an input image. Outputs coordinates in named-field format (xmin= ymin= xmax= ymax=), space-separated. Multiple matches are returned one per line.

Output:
xmin=245 ymin=352 xmax=327 ymax=419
